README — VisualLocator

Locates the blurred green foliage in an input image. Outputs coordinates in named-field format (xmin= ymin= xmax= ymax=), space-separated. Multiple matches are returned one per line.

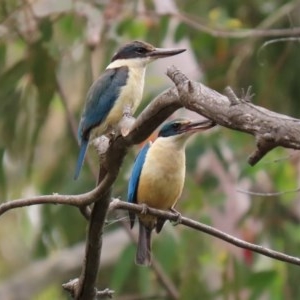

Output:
xmin=1 ymin=0 xmax=300 ymax=299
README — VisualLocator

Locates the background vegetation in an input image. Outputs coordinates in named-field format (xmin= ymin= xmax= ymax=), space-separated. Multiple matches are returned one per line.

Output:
xmin=1 ymin=0 xmax=300 ymax=299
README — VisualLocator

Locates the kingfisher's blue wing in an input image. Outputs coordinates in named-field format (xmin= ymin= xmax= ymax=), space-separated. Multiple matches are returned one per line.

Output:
xmin=128 ymin=143 xmax=150 ymax=204
xmin=74 ymin=66 xmax=128 ymax=179
xmin=74 ymin=138 xmax=89 ymax=180
xmin=78 ymin=66 xmax=129 ymax=140
xmin=127 ymin=142 xmax=150 ymax=227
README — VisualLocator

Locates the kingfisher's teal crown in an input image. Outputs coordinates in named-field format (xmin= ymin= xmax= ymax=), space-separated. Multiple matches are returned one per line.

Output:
xmin=158 ymin=119 xmax=216 ymax=137
xmin=158 ymin=119 xmax=186 ymax=137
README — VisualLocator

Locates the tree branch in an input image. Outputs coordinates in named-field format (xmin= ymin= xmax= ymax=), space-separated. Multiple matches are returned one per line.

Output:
xmin=5 ymin=67 xmax=300 ymax=215
xmin=140 ymin=3 xmax=300 ymax=39
xmin=173 ymin=4 xmax=300 ymax=39
xmin=124 ymin=87 xmax=181 ymax=144
xmin=0 ymin=172 xmax=115 ymax=215
xmin=110 ymin=199 xmax=300 ymax=267
xmin=166 ymin=66 xmax=300 ymax=165
xmin=3 ymin=66 xmax=300 ymax=299
xmin=74 ymin=191 xmax=111 ymax=299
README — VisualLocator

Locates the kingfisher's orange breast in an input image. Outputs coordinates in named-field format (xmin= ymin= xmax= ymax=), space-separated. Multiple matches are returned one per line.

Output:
xmin=137 ymin=140 xmax=186 ymax=210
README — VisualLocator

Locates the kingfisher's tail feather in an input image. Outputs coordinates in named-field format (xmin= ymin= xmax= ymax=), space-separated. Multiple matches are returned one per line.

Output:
xmin=74 ymin=139 xmax=88 ymax=180
xmin=135 ymin=221 xmax=152 ymax=266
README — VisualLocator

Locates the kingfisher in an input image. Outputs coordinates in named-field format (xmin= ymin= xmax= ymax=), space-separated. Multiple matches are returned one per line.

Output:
xmin=127 ymin=118 xmax=216 ymax=266
xmin=74 ymin=41 xmax=186 ymax=179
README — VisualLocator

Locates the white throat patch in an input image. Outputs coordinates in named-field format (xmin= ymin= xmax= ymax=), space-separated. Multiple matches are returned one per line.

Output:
xmin=106 ymin=57 xmax=152 ymax=69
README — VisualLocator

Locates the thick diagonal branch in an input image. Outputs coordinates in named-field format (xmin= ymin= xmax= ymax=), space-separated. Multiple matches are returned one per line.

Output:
xmin=4 ymin=68 xmax=300 ymax=215
xmin=166 ymin=66 xmax=300 ymax=165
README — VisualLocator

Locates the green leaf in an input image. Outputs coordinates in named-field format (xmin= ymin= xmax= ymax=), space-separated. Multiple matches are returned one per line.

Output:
xmin=137 ymin=266 xmax=152 ymax=294
xmin=247 ymin=270 xmax=277 ymax=296
xmin=157 ymin=15 xmax=170 ymax=43
xmin=25 ymin=41 xmax=57 ymax=173
xmin=0 ymin=59 xmax=28 ymax=148
xmin=174 ymin=23 xmax=187 ymax=42
xmin=0 ymin=148 xmax=7 ymax=199
xmin=117 ymin=18 xmax=148 ymax=39
xmin=39 ymin=18 xmax=53 ymax=42
xmin=155 ymin=229 xmax=178 ymax=272
xmin=0 ymin=42 xmax=6 ymax=70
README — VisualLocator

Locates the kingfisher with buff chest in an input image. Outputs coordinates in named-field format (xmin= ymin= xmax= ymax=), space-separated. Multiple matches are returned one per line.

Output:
xmin=128 ymin=118 xmax=216 ymax=266
xmin=74 ymin=41 xmax=186 ymax=179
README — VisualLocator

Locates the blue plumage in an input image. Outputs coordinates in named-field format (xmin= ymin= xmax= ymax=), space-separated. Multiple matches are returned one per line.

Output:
xmin=78 ymin=67 xmax=128 ymax=136
xmin=74 ymin=67 xmax=128 ymax=179
xmin=127 ymin=119 xmax=216 ymax=265
xmin=128 ymin=142 xmax=150 ymax=204
xmin=74 ymin=41 xmax=186 ymax=179
xmin=127 ymin=142 xmax=150 ymax=227
xmin=74 ymin=139 xmax=89 ymax=180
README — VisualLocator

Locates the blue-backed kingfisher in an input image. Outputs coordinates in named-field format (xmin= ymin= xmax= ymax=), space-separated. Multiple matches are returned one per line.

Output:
xmin=127 ymin=118 xmax=216 ymax=265
xmin=74 ymin=41 xmax=186 ymax=179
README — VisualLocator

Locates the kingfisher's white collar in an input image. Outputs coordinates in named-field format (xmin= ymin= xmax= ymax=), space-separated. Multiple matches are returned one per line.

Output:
xmin=106 ymin=57 xmax=153 ymax=69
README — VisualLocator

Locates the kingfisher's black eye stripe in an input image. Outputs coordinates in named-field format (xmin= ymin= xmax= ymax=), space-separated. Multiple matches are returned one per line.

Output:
xmin=136 ymin=47 xmax=147 ymax=54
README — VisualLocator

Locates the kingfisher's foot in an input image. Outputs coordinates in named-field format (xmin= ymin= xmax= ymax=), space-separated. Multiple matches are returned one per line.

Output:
xmin=140 ymin=203 xmax=149 ymax=215
xmin=120 ymin=127 xmax=131 ymax=137
xmin=170 ymin=208 xmax=182 ymax=226
xmin=119 ymin=113 xmax=136 ymax=137
xmin=107 ymin=131 xmax=116 ymax=141
xmin=92 ymin=135 xmax=110 ymax=155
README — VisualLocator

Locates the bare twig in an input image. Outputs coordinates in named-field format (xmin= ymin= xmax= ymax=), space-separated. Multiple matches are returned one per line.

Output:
xmin=237 ymin=187 xmax=300 ymax=197
xmin=110 ymin=199 xmax=300 ymax=267
xmin=0 ymin=172 xmax=115 ymax=215
xmin=96 ymin=288 xmax=114 ymax=298
xmin=124 ymin=87 xmax=181 ymax=144
xmin=140 ymin=2 xmax=300 ymax=39
xmin=166 ymin=66 xmax=300 ymax=165
xmin=173 ymin=7 xmax=300 ymax=38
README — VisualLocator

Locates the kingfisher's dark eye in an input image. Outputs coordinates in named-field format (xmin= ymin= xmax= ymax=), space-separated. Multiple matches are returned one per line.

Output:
xmin=136 ymin=47 xmax=146 ymax=54
xmin=172 ymin=123 xmax=180 ymax=129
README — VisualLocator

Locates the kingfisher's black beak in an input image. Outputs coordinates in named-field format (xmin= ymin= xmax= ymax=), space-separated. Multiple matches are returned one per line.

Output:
xmin=147 ymin=47 xmax=186 ymax=59
xmin=180 ymin=119 xmax=216 ymax=133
